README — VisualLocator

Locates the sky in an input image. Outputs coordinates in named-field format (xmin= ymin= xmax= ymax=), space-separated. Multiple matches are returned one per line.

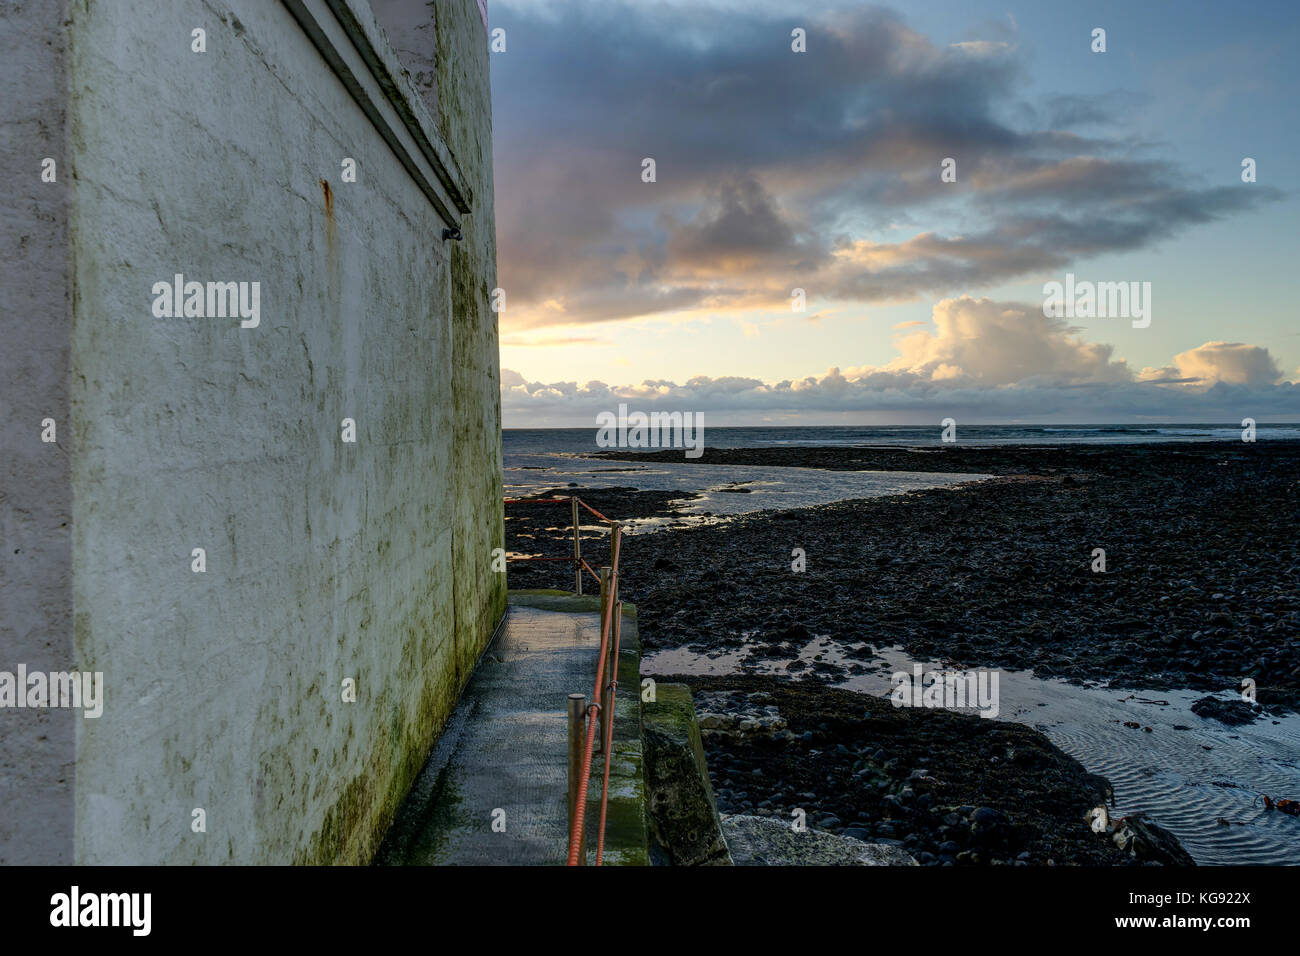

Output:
xmin=488 ymin=0 xmax=1299 ymax=426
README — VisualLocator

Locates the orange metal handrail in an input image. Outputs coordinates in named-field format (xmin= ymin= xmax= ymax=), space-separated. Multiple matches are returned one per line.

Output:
xmin=566 ymin=580 xmax=612 ymax=865
xmin=501 ymin=494 xmax=624 ymax=866
xmin=595 ymin=599 xmax=622 ymax=865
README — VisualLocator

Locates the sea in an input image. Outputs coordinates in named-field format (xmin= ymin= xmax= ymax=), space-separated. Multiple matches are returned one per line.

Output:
xmin=503 ymin=423 xmax=1300 ymax=525
xmin=506 ymin=421 xmax=1300 ymax=458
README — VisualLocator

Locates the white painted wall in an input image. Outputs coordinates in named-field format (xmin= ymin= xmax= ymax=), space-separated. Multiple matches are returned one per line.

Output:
xmin=0 ymin=0 xmax=502 ymax=863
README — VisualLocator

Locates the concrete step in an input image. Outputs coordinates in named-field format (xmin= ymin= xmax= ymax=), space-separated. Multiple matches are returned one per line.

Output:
xmin=375 ymin=591 xmax=648 ymax=865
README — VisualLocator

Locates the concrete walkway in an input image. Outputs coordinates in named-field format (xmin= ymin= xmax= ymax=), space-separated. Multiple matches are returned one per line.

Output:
xmin=375 ymin=591 xmax=648 ymax=865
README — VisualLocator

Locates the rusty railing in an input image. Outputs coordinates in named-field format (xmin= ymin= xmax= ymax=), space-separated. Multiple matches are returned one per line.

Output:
xmin=501 ymin=495 xmax=623 ymax=865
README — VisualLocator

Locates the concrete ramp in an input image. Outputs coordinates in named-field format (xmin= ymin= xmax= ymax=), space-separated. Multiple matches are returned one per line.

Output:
xmin=376 ymin=592 xmax=648 ymax=865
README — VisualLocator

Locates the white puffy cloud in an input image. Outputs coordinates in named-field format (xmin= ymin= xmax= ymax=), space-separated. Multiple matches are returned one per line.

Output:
xmin=1138 ymin=341 xmax=1282 ymax=386
xmin=500 ymin=298 xmax=1297 ymax=425
xmin=877 ymin=296 xmax=1130 ymax=385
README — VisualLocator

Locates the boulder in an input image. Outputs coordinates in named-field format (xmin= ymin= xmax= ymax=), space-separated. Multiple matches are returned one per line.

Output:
xmin=1111 ymin=813 xmax=1196 ymax=866
xmin=1190 ymin=695 xmax=1259 ymax=726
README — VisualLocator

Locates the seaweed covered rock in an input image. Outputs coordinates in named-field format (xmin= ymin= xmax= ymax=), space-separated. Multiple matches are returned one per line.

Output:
xmin=1190 ymin=695 xmax=1260 ymax=726
xmin=1111 ymin=814 xmax=1196 ymax=866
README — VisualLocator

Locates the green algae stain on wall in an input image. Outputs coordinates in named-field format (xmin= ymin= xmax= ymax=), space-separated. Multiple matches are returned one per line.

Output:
xmin=291 ymin=0 xmax=505 ymax=866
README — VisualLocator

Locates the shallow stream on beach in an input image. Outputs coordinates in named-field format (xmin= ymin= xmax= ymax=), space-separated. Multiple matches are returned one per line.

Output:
xmin=505 ymin=452 xmax=987 ymax=529
xmin=644 ymin=640 xmax=1300 ymax=866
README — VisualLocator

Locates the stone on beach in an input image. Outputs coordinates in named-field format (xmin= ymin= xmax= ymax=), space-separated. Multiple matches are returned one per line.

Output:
xmin=721 ymin=814 xmax=917 ymax=866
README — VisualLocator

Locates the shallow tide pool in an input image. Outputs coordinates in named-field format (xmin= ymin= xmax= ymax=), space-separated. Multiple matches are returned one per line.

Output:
xmin=644 ymin=639 xmax=1300 ymax=866
xmin=506 ymin=453 xmax=988 ymax=530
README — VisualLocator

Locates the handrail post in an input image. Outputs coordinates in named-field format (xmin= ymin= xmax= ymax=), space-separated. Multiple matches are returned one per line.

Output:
xmin=596 ymin=566 xmax=612 ymax=754
xmin=605 ymin=594 xmax=622 ymax=756
xmin=567 ymin=693 xmax=587 ymax=865
xmin=610 ymin=524 xmax=622 ymax=607
xmin=602 ymin=605 xmax=616 ymax=757
xmin=603 ymin=524 xmax=622 ymax=752
xmin=571 ymin=497 xmax=582 ymax=595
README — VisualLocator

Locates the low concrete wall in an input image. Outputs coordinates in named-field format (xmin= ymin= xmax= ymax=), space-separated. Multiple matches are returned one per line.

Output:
xmin=1 ymin=0 xmax=503 ymax=864
xmin=642 ymin=684 xmax=732 ymax=865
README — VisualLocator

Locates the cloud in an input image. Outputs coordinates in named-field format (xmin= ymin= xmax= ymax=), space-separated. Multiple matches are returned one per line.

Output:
xmin=492 ymin=2 xmax=1281 ymax=329
xmin=877 ymin=296 xmax=1131 ymax=385
xmin=500 ymin=297 xmax=1297 ymax=424
xmin=501 ymin=335 xmax=609 ymax=347
xmin=663 ymin=175 xmax=825 ymax=277
xmin=1140 ymin=341 xmax=1283 ymax=386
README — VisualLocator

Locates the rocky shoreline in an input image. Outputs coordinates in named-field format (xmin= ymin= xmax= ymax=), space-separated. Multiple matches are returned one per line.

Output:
xmin=515 ymin=441 xmax=1300 ymax=707
xmin=504 ymin=441 xmax=1300 ymax=864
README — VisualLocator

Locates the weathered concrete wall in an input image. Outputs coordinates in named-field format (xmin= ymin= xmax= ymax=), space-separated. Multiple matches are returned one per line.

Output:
xmin=371 ymin=0 xmax=506 ymax=753
xmin=642 ymin=684 xmax=732 ymax=866
xmin=436 ymin=0 xmax=507 ymax=687
xmin=1 ymin=0 xmax=500 ymax=863
xmin=0 ymin=0 xmax=76 ymax=865
xmin=370 ymin=0 xmax=440 ymax=124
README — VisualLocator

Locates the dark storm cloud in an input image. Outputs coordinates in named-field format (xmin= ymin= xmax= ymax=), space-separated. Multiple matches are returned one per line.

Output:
xmin=663 ymin=175 xmax=827 ymax=275
xmin=491 ymin=1 xmax=1281 ymax=326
